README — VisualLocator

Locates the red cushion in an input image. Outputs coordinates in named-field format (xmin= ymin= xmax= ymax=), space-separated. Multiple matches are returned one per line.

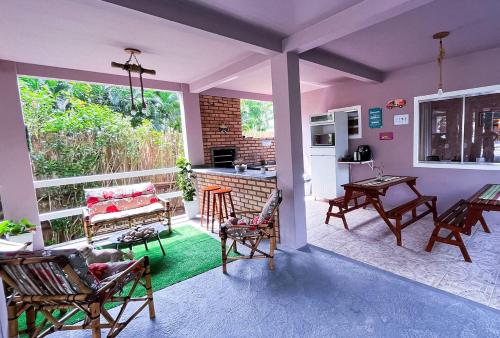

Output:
xmin=87 ymin=196 xmax=99 ymax=207
xmin=88 ymin=263 xmax=109 ymax=280
xmin=106 ymin=205 xmax=119 ymax=213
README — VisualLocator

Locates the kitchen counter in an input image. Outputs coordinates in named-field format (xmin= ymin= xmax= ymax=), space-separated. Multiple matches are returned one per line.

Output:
xmin=193 ymin=167 xmax=276 ymax=181
xmin=194 ymin=166 xmax=279 ymax=238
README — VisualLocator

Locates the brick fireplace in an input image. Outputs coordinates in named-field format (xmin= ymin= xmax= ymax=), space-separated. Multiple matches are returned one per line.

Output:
xmin=199 ymin=95 xmax=276 ymax=166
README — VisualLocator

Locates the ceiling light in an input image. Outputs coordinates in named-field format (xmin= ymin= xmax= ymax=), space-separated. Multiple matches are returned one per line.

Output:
xmin=433 ymin=31 xmax=450 ymax=95
xmin=111 ymin=48 xmax=156 ymax=115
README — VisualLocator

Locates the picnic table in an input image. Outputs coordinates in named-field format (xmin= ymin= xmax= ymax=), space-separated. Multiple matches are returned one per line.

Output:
xmin=342 ymin=175 xmax=437 ymax=246
xmin=464 ymin=184 xmax=500 ymax=235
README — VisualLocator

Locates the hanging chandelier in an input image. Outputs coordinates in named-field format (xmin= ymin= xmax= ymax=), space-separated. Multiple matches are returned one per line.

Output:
xmin=433 ymin=31 xmax=450 ymax=95
xmin=111 ymin=48 xmax=156 ymax=115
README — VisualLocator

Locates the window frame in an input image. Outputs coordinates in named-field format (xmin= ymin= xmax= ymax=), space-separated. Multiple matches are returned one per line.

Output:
xmin=17 ymin=75 xmax=185 ymax=221
xmin=328 ymin=105 xmax=362 ymax=139
xmin=413 ymin=84 xmax=500 ymax=171
xmin=240 ymin=98 xmax=274 ymax=139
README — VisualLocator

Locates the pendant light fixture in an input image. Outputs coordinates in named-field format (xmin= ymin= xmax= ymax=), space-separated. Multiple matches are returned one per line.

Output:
xmin=433 ymin=31 xmax=450 ymax=95
xmin=111 ymin=48 xmax=156 ymax=115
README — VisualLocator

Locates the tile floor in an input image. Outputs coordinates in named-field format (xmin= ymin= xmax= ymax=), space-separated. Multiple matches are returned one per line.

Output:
xmin=306 ymin=199 xmax=500 ymax=310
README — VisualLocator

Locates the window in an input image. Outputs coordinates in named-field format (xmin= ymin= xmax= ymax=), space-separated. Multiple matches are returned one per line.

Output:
xmin=19 ymin=76 xmax=184 ymax=244
xmin=414 ymin=85 xmax=500 ymax=170
xmin=240 ymin=99 xmax=274 ymax=138
xmin=328 ymin=105 xmax=362 ymax=139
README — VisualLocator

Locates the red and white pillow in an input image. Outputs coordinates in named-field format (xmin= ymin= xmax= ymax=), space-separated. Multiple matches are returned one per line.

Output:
xmin=85 ymin=183 xmax=157 ymax=217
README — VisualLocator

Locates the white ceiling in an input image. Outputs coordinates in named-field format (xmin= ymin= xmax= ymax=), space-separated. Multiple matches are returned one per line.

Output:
xmin=216 ymin=60 xmax=348 ymax=95
xmin=2 ymin=0 xmax=500 ymax=95
xmin=322 ymin=0 xmax=500 ymax=72
xmin=0 ymin=0 xmax=345 ymax=93
xmin=0 ymin=0 xmax=253 ymax=84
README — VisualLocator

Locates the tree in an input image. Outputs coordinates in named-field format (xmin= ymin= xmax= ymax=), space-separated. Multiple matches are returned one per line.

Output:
xmin=240 ymin=99 xmax=274 ymax=138
xmin=18 ymin=76 xmax=184 ymax=243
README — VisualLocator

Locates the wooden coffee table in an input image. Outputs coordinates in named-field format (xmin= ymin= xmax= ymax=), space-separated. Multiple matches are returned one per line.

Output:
xmin=107 ymin=222 xmax=167 ymax=256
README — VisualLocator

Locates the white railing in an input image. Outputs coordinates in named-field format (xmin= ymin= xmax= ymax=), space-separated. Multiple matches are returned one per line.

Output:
xmin=35 ymin=167 xmax=181 ymax=221
xmin=34 ymin=167 xmax=180 ymax=188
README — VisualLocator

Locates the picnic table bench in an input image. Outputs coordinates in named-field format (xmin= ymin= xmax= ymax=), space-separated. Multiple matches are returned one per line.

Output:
xmin=325 ymin=191 xmax=369 ymax=229
xmin=342 ymin=175 xmax=437 ymax=246
xmin=426 ymin=184 xmax=496 ymax=262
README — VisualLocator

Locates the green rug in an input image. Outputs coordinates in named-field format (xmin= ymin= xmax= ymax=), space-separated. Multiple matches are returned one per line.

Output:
xmin=18 ymin=225 xmax=229 ymax=334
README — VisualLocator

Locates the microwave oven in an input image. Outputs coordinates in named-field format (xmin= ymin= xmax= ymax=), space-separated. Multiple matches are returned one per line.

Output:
xmin=313 ymin=133 xmax=335 ymax=146
xmin=310 ymin=112 xmax=334 ymax=125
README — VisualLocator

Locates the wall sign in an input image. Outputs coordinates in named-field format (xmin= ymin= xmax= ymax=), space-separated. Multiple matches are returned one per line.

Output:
xmin=368 ymin=108 xmax=383 ymax=128
xmin=394 ymin=114 xmax=409 ymax=125
xmin=379 ymin=132 xmax=394 ymax=140
xmin=386 ymin=99 xmax=407 ymax=109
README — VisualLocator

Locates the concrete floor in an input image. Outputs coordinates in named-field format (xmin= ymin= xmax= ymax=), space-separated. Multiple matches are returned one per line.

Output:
xmin=45 ymin=205 xmax=500 ymax=337
xmin=306 ymin=199 xmax=500 ymax=310
xmin=50 ymin=242 xmax=500 ymax=338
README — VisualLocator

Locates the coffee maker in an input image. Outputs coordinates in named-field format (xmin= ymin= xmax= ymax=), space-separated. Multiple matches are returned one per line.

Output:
xmin=357 ymin=145 xmax=372 ymax=161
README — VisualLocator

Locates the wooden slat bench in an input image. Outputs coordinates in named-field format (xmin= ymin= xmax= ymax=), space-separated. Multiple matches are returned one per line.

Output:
xmin=325 ymin=191 xmax=369 ymax=229
xmin=386 ymin=195 xmax=437 ymax=246
xmin=426 ymin=199 xmax=491 ymax=262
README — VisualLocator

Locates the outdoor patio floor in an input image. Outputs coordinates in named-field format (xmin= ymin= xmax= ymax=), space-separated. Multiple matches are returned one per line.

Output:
xmin=306 ymin=199 xmax=500 ymax=310
xmin=49 ymin=238 xmax=500 ymax=337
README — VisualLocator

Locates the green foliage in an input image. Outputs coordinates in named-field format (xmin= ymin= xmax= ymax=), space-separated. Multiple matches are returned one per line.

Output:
xmin=0 ymin=218 xmax=36 ymax=237
xmin=19 ymin=76 xmax=184 ymax=181
xmin=18 ymin=76 xmax=185 ymax=243
xmin=240 ymin=99 xmax=274 ymax=138
xmin=176 ymin=157 xmax=196 ymax=201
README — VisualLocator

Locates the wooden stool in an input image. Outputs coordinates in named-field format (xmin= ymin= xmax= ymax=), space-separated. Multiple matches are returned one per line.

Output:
xmin=200 ymin=185 xmax=221 ymax=229
xmin=211 ymin=188 xmax=235 ymax=233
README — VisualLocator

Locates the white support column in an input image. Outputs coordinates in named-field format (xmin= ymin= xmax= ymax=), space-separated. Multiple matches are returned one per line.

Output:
xmin=271 ymin=53 xmax=307 ymax=249
xmin=180 ymin=84 xmax=205 ymax=165
xmin=0 ymin=61 xmax=42 ymax=248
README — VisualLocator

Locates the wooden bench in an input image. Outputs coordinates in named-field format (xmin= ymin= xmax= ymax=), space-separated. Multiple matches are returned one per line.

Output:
xmin=426 ymin=199 xmax=491 ymax=262
xmin=82 ymin=182 xmax=172 ymax=243
xmin=386 ymin=195 xmax=437 ymax=246
xmin=325 ymin=191 xmax=369 ymax=229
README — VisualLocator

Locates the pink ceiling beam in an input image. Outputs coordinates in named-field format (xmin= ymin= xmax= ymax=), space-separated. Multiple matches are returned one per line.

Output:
xmin=189 ymin=54 xmax=268 ymax=93
xmin=300 ymin=49 xmax=384 ymax=83
xmin=102 ymin=0 xmax=411 ymax=87
xmin=284 ymin=0 xmax=436 ymax=53
xmin=101 ymin=0 xmax=283 ymax=55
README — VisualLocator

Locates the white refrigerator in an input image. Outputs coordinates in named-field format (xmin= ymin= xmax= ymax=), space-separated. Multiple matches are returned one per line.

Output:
xmin=310 ymin=111 xmax=349 ymax=199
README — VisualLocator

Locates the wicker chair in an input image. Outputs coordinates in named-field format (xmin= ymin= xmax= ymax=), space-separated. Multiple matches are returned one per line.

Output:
xmin=0 ymin=250 xmax=155 ymax=338
xmin=219 ymin=189 xmax=282 ymax=273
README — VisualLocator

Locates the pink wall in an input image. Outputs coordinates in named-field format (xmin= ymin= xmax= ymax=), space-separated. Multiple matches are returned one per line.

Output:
xmin=0 ymin=61 xmax=42 ymax=246
xmin=301 ymin=47 xmax=500 ymax=223
xmin=180 ymin=84 xmax=205 ymax=165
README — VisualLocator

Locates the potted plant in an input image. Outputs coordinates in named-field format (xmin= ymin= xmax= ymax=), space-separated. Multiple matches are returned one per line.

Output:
xmin=176 ymin=157 xmax=198 ymax=219
xmin=0 ymin=218 xmax=36 ymax=244
xmin=233 ymin=159 xmax=247 ymax=172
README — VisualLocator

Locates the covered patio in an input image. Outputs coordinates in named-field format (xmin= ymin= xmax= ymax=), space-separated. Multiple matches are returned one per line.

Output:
xmin=1 ymin=0 xmax=500 ymax=337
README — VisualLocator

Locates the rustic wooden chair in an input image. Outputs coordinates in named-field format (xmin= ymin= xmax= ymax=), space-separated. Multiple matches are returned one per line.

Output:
xmin=0 ymin=250 xmax=155 ymax=338
xmin=219 ymin=189 xmax=282 ymax=273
